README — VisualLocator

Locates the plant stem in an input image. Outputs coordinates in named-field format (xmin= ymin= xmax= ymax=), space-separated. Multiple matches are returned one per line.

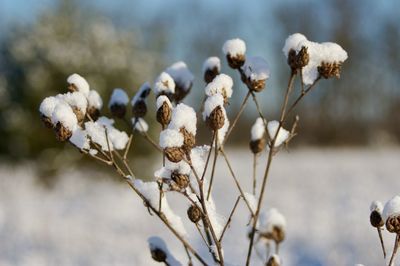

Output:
xmin=377 ymin=227 xmax=386 ymax=259
xmin=253 ymin=153 xmax=257 ymax=195
xmin=389 ymin=234 xmax=399 ymax=266
xmin=207 ymin=134 xmax=219 ymax=200
xmin=219 ymin=196 xmax=241 ymax=242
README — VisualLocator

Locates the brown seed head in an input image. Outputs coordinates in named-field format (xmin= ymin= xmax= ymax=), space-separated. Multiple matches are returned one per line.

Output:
xmin=249 ymin=138 xmax=266 ymax=154
xmin=266 ymin=256 xmax=280 ymax=266
xmin=132 ymin=100 xmax=147 ymax=118
xmin=370 ymin=210 xmax=384 ymax=228
xmin=180 ymin=127 xmax=195 ymax=153
xmin=156 ymin=102 xmax=172 ymax=127
xmin=67 ymin=84 xmax=78 ymax=93
xmin=41 ymin=115 xmax=54 ymax=129
xmin=54 ymin=122 xmax=72 ymax=142
xmin=386 ymin=215 xmax=400 ymax=234
xmin=171 ymin=171 xmax=190 ymax=189
xmin=287 ymin=47 xmax=309 ymax=73
xmin=72 ymin=107 xmax=85 ymax=124
xmin=164 ymin=147 xmax=186 ymax=163
xmin=87 ymin=106 xmax=100 ymax=121
xmin=261 ymin=225 xmax=285 ymax=244
xmin=204 ymin=67 xmax=220 ymax=84
xmin=226 ymin=54 xmax=246 ymax=69
xmin=247 ymin=78 xmax=266 ymax=92
xmin=150 ymin=248 xmax=167 ymax=263
xmin=206 ymin=106 xmax=225 ymax=131
xmin=174 ymin=83 xmax=192 ymax=103
xmin=318 ymin=61 xmax=342 ymax=79
xmin=110 ymin=103 xmax=126 ymax=118
xmin=187 ymin=205 xmax=202 ymax=223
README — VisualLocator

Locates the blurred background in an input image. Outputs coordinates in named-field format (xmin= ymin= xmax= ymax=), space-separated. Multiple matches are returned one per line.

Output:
xmin=0 ymin=0 xmax=399 ymax=265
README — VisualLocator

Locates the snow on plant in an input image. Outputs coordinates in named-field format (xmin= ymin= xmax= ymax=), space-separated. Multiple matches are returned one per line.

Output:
xmin=38 ymin=34 xmax=348 ymax=265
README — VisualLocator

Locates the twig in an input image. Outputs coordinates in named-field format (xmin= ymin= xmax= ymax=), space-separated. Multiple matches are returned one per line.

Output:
xmin=250 ymin=91 xmax=267 ymax=122
xmin=285 ymin=77 xmax=320 ymax=118
xmin=252 ymin=153 xmax=257 ymax=195
xmin=123 ymin=134 xmax=133 ymax=160
xmin=219 ymin=196 xmax=241 ymax=242
xmin=389 ymin=234 xmax=399 ymax=266
xmin=201 ymin=131 xmax=217 ymax=181
xmin=377 ymin=227 xmax=386 ymax=259
xmin=206 ymin=133 xmax=219 ymax=200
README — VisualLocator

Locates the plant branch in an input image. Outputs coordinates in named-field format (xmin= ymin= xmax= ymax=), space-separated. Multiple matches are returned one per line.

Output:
xmin=207 ymin=133 xmax=219 ymax=200
xmin=219 ymin=196 xmax=241 ymax=242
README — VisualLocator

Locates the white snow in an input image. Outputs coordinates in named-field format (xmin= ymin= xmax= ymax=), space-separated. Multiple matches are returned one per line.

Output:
xmin=251 ymin=117 xmax=266 ymax=141
xmin=222 ymin=38 xmax=246 ymax=56
xmin=154 ymin=167 xmax=172 ymax=180
xmin=165 ymin=159 xmax=191 ymax=176
xmin=267 ymin=121 xmax=290 ymax=147
xmin=206 ymin=199 xmax=226 ymax=239
xmin=132 ymin=117 xmax=149 ymax=133
xmin=87 ymin=90 xmax=103 ymax=109
xmin=268 ymin=254 xmax=281 ymax=265
xmin=204 ymin=73 xmax=233 ymax=99
xmin=159 ymin=129 xmax=184 ymax=148
xmin=165 ymin=61 xmax=194 ymax=91
xmin=168 ymin=103 xmax=197 ymax=135
xmin=58 ymin=92 xmax=88 ymax=113
xmin=243 ymin=192 xmax=258 ymax=214
xmin=131 ymin=82 xmax=151 ymax=106
xmin=156 ymin=95 xmax=172 ymax=110
xmin=217 ymin=109 xmax=229 ymax=145
xmin=69 ymin=127 xmax=90 ymax=150
xmin=282 ymin=33 xmax=348 ymax=85
xmin=50 ymin=101 xmax=78 ymax=131
xmin=153 ymin=72 xmax=175 ymax=95
xmin=108 ymin=88 xmax=129 ymax=107
xmin=259 ymin=208 xmax=287 ymax=234
xmin=202 ymin=57 xmax=221 ymax=72
xmin=241 ymin=56 xmax=270 ymax=82
xmin=39 ymin=96 xmax=61 ymax=117
xmin=148 ymin=236 xmax=182 ymax=266
xmin=67 ymin=73 xmax=90 ymax=97
xmin=370 ymin=200 xmax=383 ymax=213
xmin=133 ymin=179 xmax=187 ymax=236
xmin=383 ymin=196 xmax=400 ymax=221
xmin=202 ymin=94 xmax=225 ymax=121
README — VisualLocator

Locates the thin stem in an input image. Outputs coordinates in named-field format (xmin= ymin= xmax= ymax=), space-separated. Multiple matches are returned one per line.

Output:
xmin=195 ymin=223 xmax=211 ymax=249
xmin=389 ymin=234 xmax=399 ymax=266
xmin=219 ymin=148 xmax=254 ymax=216
xmin=252 ymin=153 xmax=257 ymax=195
xmin=219 ymin=196 xmax=241 ymax=242
xmin=207 ymin=133 xmax=219 ymax=200
xmin=184 ymin=246 xmax=193 ymax=266
xmin=377 ymin=227 xmax=386 ymax=259
xmin=201 ymin=131 xmax=217 ymax=181
xmin=285 ymin=77 xmax=320 ymax=118
xmin=123 ymin=134 xmax=133 ymax=160
xmin=223 ymin=91 xmax=251 ymax=145
xmin=250 ymin=91 xmax=267 ymax=122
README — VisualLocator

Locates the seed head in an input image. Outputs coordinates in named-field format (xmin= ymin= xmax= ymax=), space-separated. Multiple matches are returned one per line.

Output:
xmin=180 ymin=127 xmax=195 ymax=153
xmin=206 ymin=106 xmax=225 ymax=131
xmin=156 ymin=101 xmax=172 ymax=127
xmin=54 ymin=122 xmax=73 ymax=142
xmin=164 ymin=147 xmax=186 ymax=163
xmin=187 ymin=205 xmax=202 ymax=223
xmin=132 ymin=99 xmax=147 ymax=118
xmin=110 ymin=103 xmax=126 ymax=118
xmin=370 ymin=210 xmax=384 ymax=228
xmin=386 ymin=215 xmax=400 ymax=234
xmin=249 ymin=138 xmax=266 ymax=154
xmin=40 ymin=115 xmax=53 ymax=129
xmin=171 ymin=171 xmax=190 ymax=189
xmin=87 ymin=106 xmax=100 ymax=121
xmin=318 ymin=61 xmax=342 ymax=79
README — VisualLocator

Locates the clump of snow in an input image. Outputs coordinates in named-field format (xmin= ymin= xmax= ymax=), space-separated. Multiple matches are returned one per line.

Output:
xmin=87 ymin=90 xmax=103 ymax=109
xmin=243 ymin=192 xmax=257 ymax=214
xmin=267 ymin=121 xmax=290 ymax=147
xmin=165 ymin=159 xmax=191 ymax=176
xmin=69 ymin=127 xmax=90 ymax=150
xmin=206 ymin=199 xmax=226 ymax=239
xmin=131 ymin=82 xmax=151 ymax=106
xmin=241 ymin=56 xmax=270 ymax=82
xmin=156 ymin=95 xmax=172 ymax=110
xmin=148 ymin=236 xmax=182 ymax=266
xmin=370 ymin=200 xmax=383 ymax=213
xmin=153 ymin=72 xmax=175 ymax=95
xmin=108 ymin=88 xmax=129 ymax=107
xmin=39 ymin=96 xmax=61 ymax=117
xmin=204 ymin=74 xmax=233 ymax=99
xmin=268 ymin=254 xmax=281 ymax=265
xmin=222 ymin=38 xmax=246 ymax=56
xmin=51 ymin=101 xmax=78 ymax=131
xmin=251 ymin=117 xmax=266 ymax=141
xmin=259 ymin=208 xmax=287 ymax=234
xmin=134 ymin=180 xmax=186 ymax=236
xmin=132 ymin=117 xmax=149 ymax=133
xmin=168 ymin=103 xmax=197 ymax=135
xmin=217 ymin=110 xmax=229 ymax=145
xmin=202 ymin=94 xmax=224 ymax=121
xmin=159 ymin=129 xmax=184 ymax=148
xmin=202 ymin=57 xmax=221 ymax=72
xmin=67 ymin=73 xmax=90 ymax=97
xmin=282 ymin=33 xmax=348 ymax=85
xmin=59 ymin=92 xmax=88 ymax=113
xmin=165 ymin=61 xmax=194 ymax=91
xmin=383 ymin=196 xmax=400 ymax=220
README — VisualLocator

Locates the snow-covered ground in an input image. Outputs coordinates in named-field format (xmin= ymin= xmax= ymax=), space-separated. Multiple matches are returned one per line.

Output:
xmin=1 ymin=148 xmax=400 ymax=266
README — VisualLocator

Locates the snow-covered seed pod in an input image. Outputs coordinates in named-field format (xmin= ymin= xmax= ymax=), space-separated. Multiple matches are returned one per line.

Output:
xmin=131 ymin=82 xmax=151 ymax=118
xmin=165 ymin=61 xmax=194 ymax=102
xmin=39 ymin=96 xmax=60 ymax=128
xmin=164 ymin=147 xmax=186 ymax=163
xmin=266 ymin=254 xmax=281 ymax=266
xmin=160 ymin=129 xmax=185 ymax=163
xmin=54 ymin=122 xmax=73 ymax=142
xmin=180 ymin=127 xmax=195 ymax=153
xmin=259 ymin=208 xmax=287 ymax=244
xmin=207 ymin=106 xmax=225 ymax=131
xmin=156 ymin=96 xmax=172 ymax=127
xmin=171 ymin=171 xmax=189 ymax=189
xmin=249 ymin=117 xmax=266 ymax=154
xmin=287 ymin=46 xmax=310 ymax=72
xmin=241 ymin=56 xmax=270 ymax=92
xmin=87 ymin=90 xmax=103 ymax=121
xmin=187 ymin=205 xmax=202 ymax=223
xmin=108 ymin=88 xmax=129 ymax=119
xmin=222 ymin=38 xmax=246 ymax=69
xmin=51 ymin=102 xmax=78 ymax=142
xmin=67 ymin=73 xmax=90 ymax=97
xmin=383 ymin=196 xmax=400 ymax=234
xmin=58 ymin=92 xmax=88 ymax=124
xmin=203 ymin=57 xmax=221 ymax=84
xmin=132 ymin=99 xmax=147 ymax=118
xmin=370 ymin=201 xmax=384 ymax=228
xmin=318 ymin=61 xmax=343 ymax=79
xmin=153 ymin=72 xmax=175 ymax=101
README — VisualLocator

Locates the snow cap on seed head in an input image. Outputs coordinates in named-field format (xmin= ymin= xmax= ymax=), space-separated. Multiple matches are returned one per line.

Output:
xmin=222 ymin=38 xmax=246 ymax=57
xmin=251 ymin=117 xmax=266 ymax=141
xmin=108 ymin=88 xmax=129 ymax=107
xmin=203 ymin=94 xmax=224 ymax=121
xmin=154 ymin=72 xmax=175 ymax=96
xmin=39 ymin=96 xmax=61 ymax=118
xmin=160 ymin=129 xmax=184 ymax=148
xmin=87 ymin=90 xmax=103 ymax=109
xmin=131 ymin=82 xmax=151 ymax=106
xmin=67 ymin=73 xmax=90 ymax=97
xmin=267 ymin=121 xmax=290 ymax=147
xmin=165 ymin=61 xmax=194 ymax=92
xmin=383 ymin=196 xmax=400 ymax=221
xmin=204 ymin=73 xmax=233 ymax=100
xmin=51 ymin=101 xmax=78 ymax=131
xmin=168 ymin=103 xmax=197 ymax=135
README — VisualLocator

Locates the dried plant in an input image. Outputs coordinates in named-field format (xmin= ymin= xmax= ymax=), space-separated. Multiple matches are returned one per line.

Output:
xmin=39 ymin=33 xmax=348 ymax=265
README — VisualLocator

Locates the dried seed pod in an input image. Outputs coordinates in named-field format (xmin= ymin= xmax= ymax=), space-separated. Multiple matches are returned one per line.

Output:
xmin=206 ymin=106 xmax=225 ymax=131
xmin=87 ymin=106 xmax=100 ymax=121
xmin=67 ymin=83 xmax=78 ymax=93
xmin=132 ymin=99 xmax=147 ymax=118
xmin=180 ymin=128 xmax=195 ymax=153
xmin=204 ymin=67 xmax=220 ymax=84
xmin=386 ymin=215 xmax=400 ymax=234
xmin=171 ymin=171 xmax=190 ymax=189
xmin=174 ymin=83 xmax=192 ymax=103
xmin=40 ymin=115 xmax=53 ymax=129
xmin=164 ymin=147 xmax=186 ymax=163
xmin=226 ymin=54 xmax=246 ymax=69
xmin=156 ymin=101 xmax=172 ymax=126
xmin=72 ymin=107 xmax=85 ymax=124
xmin=266 ymin=255 xmax=281 ymax=266
xmin=287 ymin=46 xmax=309 ymax=73
xmin=54 ymin=122 xmax=72 ymax=142
xmin=249 ymin=138 xmax=266 ymax=154
xmin=370 ymin=210 xmax=384 ymax=228
xmin=262 ymin=225 xmax=285 ymax=244
xmin=318 ymin=61 xmax=342 ymax=79
xmin=150 ymin=248 xmax=167 ymax=263
xmin=110 ymin=103 xmax=126 ymax=118
xmin=187 ymin=205 xmax=202 ymax=223
xmin=247 ymin=79 xmax=266 ymax=93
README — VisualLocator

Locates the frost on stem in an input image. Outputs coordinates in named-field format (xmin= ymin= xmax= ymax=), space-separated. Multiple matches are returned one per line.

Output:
xmin=165 ymin=61 xmax=194 ymax=102
xmin=108 ymin=88 xmax=129 ymax=118
xmin=148 ymin=236 xmax=182 ymax=266
xmin=156 ymin=95 xmax=172 ymax=127
xmin=204 ymin=73 xmax=233 ymax=104
xmin=67 ymin=73 xmax=90 ymax=97
xmin=223 ymin=38 xmax=246 ymax=69
xmin=203 ymin=56 xmax=221 ymax=83
xmin=87 ymin=90 xmax=103 ymax=120
xmin=153 ymin=72 xmax=175 ymax=100
xmin=131 ymin=82 xmax=151 ymax=118
xmin=283 ymin=33 xmax=348 ymax=84
xmin=249 ymin=117 xmax=266 ymax=154
xmin=267 ymin=121 xmax=290 ymax=148
xmin=241 ymin=56 xmax=270 ymax=92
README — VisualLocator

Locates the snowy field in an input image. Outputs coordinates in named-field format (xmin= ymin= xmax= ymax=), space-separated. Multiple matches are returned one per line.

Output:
xmin=1 ymin=148 xmax=400 ymax=266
